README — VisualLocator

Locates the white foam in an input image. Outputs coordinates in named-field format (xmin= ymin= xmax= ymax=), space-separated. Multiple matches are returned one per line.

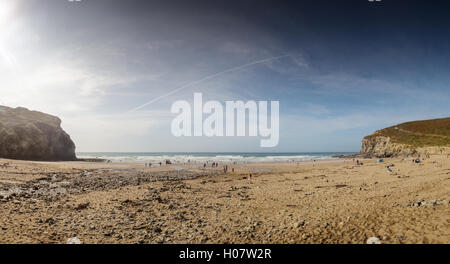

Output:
xmin=77 ymin=153 xmax=337 ymax=164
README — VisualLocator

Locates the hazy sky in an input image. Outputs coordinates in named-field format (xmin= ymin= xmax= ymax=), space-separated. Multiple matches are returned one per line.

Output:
xmin=1 ymin=0 xmax=449 ymax=152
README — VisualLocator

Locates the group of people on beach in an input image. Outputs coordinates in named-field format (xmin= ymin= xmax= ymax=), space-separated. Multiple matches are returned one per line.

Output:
xmin=144 ymin=162 xmax=163 ymax=168
xmin=202 ymin=162 xmax=231 ymax=173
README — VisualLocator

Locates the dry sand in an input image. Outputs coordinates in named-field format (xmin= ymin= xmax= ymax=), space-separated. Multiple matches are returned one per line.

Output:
xmin=0 ymin=156 xmax=449 ymax=244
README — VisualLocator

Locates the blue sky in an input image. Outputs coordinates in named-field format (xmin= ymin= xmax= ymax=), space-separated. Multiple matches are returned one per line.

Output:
xmin=0 ymin=0 xmax=449 ymax=152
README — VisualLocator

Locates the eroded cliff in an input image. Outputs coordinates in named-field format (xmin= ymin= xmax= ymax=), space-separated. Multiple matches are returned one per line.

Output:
xmin=0 ymin=106 xmax=76 ymax=161
xmin=361 ymin=118 xmax=450 ymax=157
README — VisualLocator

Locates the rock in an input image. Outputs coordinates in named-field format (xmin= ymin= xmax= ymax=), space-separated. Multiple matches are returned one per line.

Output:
xmin=360 ymin=118 xmax=450 ymax=158
xmin=361 ymin=136 xmax=415 ymax=158
xmin=425 ymin=200 xmax=437 ymax=206
xmin=293 ymin=221 xmax=305 ymax=228
xmin=366 ymin=237 xmax=381 ymax=244
xmin=0 ymin=106 xmax=76 ymax=161
xmin=0 ymin=190 xmax=10 ymax=200
xmin=44 ymin=217 xmax=56 ymax=225
xmin=74 ymin=202 xmax=90 ymax=210
xmin=66 ymin=237 xmax=82 ymax=244
xmin=396 ymin=235 xmax=406 ymax=242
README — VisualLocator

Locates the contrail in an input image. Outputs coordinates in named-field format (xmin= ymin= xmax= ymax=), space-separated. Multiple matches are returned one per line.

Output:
xmin=128 ymin=54 xmax=290 ymax=112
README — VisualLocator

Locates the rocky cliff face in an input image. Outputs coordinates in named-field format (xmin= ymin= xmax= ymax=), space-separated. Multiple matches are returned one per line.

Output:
xmin=361 ymin=136 xmax=416 ymax=158
xmin=0 ymin=106 xmax=76 ymax=161
xmin=361 ymin=118 xmax=450 ymax=158
xmin=361 ymin=135 xmax=450 ymax=157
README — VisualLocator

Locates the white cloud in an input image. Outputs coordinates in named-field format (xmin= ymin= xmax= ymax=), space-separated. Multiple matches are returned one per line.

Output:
xmin=63 ymin=112 xmax=165 ymax=152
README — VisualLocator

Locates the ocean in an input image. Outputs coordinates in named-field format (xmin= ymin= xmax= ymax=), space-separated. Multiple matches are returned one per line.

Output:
xmin=76 ymin=152 xmax=355 ymax=163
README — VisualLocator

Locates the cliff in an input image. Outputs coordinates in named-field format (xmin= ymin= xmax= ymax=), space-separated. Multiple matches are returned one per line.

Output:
xmin=361 ymin=117 xmax=450 ymax=157
xmin=0 ymin=106 xmax=76 ymax=161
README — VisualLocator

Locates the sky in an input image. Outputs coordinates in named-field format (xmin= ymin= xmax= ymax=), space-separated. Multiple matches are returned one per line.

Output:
xmin=0 ymin=0 xmax=449 ymax=152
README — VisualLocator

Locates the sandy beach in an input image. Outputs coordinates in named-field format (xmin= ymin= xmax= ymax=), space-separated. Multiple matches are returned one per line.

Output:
xmin=0 ymin=157 xmax=449 ymax=244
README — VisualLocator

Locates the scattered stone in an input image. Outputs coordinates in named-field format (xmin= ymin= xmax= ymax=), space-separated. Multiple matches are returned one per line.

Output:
xmin=74 ymin=202 xmax=90 ymax=210
xmin=407 ymin=199 xmax=445 ymax=207
xmin=396 ymin=235 xmax=406 ymax=242
xmin=44 ymin=217 xmax=56 ymax=225
xmin=293 ymin=220 xmax=306 ymax=228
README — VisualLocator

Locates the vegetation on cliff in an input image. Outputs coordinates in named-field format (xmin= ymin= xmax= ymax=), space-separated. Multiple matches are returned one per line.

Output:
xmin=364 ymin=117 xmax=450 ymax=148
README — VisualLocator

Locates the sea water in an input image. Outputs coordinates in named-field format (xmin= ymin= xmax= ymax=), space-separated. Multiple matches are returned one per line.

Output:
xmin=76 ymin=152 xmax=355 ymax=164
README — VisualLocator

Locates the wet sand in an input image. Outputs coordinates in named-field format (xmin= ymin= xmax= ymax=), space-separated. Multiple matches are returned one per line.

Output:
xmin=0 ymin=156 xmax=449 ymax=244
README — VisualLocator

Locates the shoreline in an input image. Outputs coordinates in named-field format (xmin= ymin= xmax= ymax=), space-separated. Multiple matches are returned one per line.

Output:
xmin=75 ymin=152 xmax=353 ymax=165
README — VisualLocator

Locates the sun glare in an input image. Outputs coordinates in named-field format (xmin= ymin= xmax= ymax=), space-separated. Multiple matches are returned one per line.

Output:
xmin=0 ymin=0 xmax=14 ymax=27
xmin=0 ymin=0 xmax=18 ymax=70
